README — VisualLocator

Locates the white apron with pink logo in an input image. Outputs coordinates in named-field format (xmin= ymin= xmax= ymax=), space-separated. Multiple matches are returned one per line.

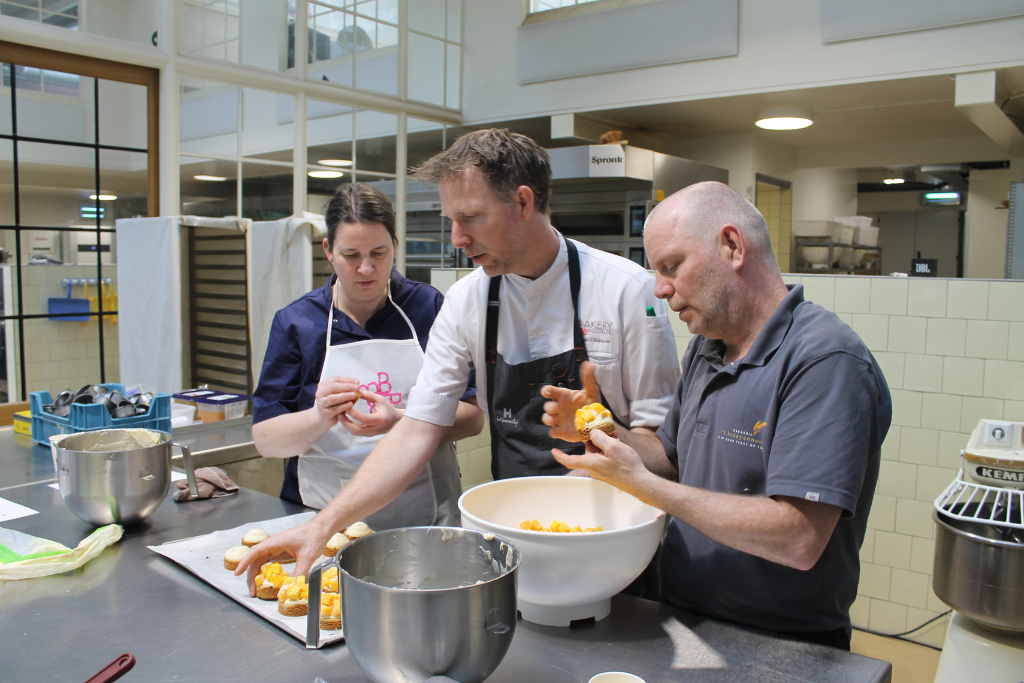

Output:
xmin=297 ymin=285 xmax=461 ymax=528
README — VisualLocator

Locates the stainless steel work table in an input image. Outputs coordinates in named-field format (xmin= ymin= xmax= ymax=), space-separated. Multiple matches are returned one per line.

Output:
xmin=1 ymin=461 xmax=892 ymax=681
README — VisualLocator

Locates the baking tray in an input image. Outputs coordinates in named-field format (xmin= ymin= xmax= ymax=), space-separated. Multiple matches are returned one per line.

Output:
xmin=148 ymin=512 xmax=344 ymax=647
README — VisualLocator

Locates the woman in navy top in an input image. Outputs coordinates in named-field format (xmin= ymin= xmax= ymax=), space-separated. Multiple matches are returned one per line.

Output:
xmin=252 ymin=183 xmax=482 ymax=528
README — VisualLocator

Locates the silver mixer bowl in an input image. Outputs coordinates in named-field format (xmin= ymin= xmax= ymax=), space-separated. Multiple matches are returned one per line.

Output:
xmin=933 ymin=508 xmax=1024 ymax=633
xmin=315 ymin=527 xmax=520 ymax=683
xmin=52 ymin=429 xmax=197 ymax=527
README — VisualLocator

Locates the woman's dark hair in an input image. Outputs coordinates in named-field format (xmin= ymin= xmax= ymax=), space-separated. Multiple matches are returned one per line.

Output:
xmin=324 ymin=182 xmax=397 ymax=249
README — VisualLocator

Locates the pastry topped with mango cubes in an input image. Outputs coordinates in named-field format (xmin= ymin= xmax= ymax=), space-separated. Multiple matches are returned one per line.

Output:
xmin=277 ymin=575 xmax=309 ymax=617
xmin=254 ymin=562 xmax=289 ymax=600
xmin=574 ymin=403 xmax=615 ymax=441
xmin=321 ymin=566 xmax=339 ymax=593
xmin=320 ymin=592 xmax=342 ymax=631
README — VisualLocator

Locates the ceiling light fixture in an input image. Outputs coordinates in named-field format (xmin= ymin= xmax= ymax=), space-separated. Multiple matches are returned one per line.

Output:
xmin=317 ymin=159 xmax=353 ymax=167
xmin=308 ymin=170 xmax=344 ymax=179
xmin=194 ymin=174 xmax=228 ymax=182
xmin=883 ymin=178 xmax=905 ymax=185
xmin=89 ymin=194 xmax=118 ymax=200
xmin=755 ymin=107 xmax=814 ymax=130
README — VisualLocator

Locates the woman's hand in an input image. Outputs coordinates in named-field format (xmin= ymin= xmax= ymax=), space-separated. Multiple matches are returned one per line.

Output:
xmin=338 ymin=389 xmax=404 ymax=437
xmin=540 ymin=361 xmax=602 ymax=442
xmin=314 ymin=376 xmax=361 ymax=427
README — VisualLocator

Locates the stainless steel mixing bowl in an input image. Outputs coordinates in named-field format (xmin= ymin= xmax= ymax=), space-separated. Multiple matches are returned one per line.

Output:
xmin=933 ymin=508 xmax=1024 ymax=633
xmin=307 ymin=527 xmax=521 ymax=683
xmin=52 ymin=429 xmax=198 ymax=526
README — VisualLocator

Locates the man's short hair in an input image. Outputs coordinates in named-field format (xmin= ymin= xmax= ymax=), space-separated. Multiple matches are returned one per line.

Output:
xmin=673 ymin=181 xmax=776 ymax=265
xmin=411 ymin=128 xmax=553 ymax=215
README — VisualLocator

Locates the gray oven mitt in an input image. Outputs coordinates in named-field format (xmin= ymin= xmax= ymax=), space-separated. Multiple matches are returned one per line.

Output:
xmin=172 ymin=467 xmax=240 ymax=502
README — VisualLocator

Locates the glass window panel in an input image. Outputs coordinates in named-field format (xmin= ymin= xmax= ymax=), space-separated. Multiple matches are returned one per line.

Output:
xmin=98 ymin=79 xmax=148 ymax=151
xmin=237 ymin=0 xmax=290 ymax=71
xmin=179 ymin=0 xmax=242 ymax=63
xmin=306 ymin=6 xmax=356 ymax=86
xmin=179 ymin=79 xmax=238 ymax=156
xmin=242 ymin=162 xmax=293 ymax=220
xmin=407 ymin=33 xmax=445 ymax=106
xmin=22 ymin=312 xmax=119 ymax=397
xmin=407 ymin=118 xmax=446 ymax=169
xmin=0 ymin=229 xmax=20 ymax=320
xmin=241 ymin=88 xmax=294 ymax=161
xmin=180 ymin=155 xmax=238 ymax=216
xmin=408 ymin=0 xmax=445 ymax=39
xmin=377 ymin=0 xmax=397 ymax=25
xmin=354 ymin=19 xmax=398 ymax=96
xmin=446 ymin=43 xmax=461 ymax=110
xmin=16 ymin=142 xmax=97 ymax=229
xmin=354 ymin=109 xmax=396 ymax=175
xmin=306 ymin=165 xmax=349 ymax=205
xmin=79 ymin=0 xmax=163 ymax=45
xmin=307 ymin=99 xmax=354 ymax=170
xmin=13 ymin=70 xmax=92 ymax=145
xmin=377 ymin=21 xmax=397 ymax=48
xmin=99 ymin=149 xmax=149 ymax=224
xmin=0 ymin=139 xmax=12 ymax=225
xmin=0 ymin=67 xmax=10 ymax=136
xmin=355 ymin=0 xmax=375 ymax=19
xmin=446 ymin=0 xmax=461 ymax=42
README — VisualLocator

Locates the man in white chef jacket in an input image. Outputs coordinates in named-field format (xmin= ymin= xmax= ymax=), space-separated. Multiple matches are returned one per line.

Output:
xmin=237 ymin=129 xmax=680 ymax=582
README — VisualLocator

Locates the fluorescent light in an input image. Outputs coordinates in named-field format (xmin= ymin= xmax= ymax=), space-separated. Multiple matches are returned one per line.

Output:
xmin=308 ymin=170 xmax=344 ymax=179
xmin=318 ymin=159 xmax=352 ymax=167
xmin=755 ymin=107 xmax=813 ymax=130
xmin=89 ymin=194 xmax=117 ymax=201
xmin=882 ymin=178 xmax=905 ymax=185
xmin=194 ymin=174 xmax=228 ymax=182
xmin=922 ymin=191 xmax=961 ymax=206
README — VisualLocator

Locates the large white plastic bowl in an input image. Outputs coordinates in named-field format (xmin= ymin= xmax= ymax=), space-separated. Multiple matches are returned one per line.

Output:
xmin=459 ymin=476 xmax=666 ymax=627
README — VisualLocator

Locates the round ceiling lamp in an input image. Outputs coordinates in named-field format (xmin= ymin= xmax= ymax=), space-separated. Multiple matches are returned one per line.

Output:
xmin=317 ymin=159 xmax=352 ymax=167
xmin=89 ymin=194 xmax=117 ymax=201
xmin=308 ymin=170 xmax=344 ymax=179
xmin=755 ymin=107 xmax=814 ymax=130
xmin=194 ymin=174 xmax=228 ymax=182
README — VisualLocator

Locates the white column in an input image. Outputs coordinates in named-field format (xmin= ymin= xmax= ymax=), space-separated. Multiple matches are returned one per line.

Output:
xmin=293 ymin=0 xmax=308 ymax=217
xmin=395 ymin=0 xmax=409 ymax=275
xmin=158 ymin=0 xmax=180 ymax=217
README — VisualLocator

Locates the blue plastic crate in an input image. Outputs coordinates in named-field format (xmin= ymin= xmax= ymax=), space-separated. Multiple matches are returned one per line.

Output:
xmin=30 ymin=383 xmax=172 ymax=446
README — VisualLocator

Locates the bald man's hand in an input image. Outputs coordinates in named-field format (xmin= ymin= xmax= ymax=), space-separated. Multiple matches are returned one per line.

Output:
xmin=541 ymin=361 xmax=602 ymax=442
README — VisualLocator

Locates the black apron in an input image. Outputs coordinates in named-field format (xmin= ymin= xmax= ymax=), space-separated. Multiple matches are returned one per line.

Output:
xmin=485 ymin=239 xmax=594 ymax=480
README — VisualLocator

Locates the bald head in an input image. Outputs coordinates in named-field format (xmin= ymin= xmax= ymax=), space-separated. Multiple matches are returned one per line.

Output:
xmin=650 ymin=181 xmax=777 ymax=271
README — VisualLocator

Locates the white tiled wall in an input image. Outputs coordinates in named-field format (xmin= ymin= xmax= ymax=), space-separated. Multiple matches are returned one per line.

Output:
xmin=452 ymin=273 xmax=1024 ymax=648
xmin=783 ymin=274 xmax=1024 ymax=647
xmin=5 ymin=265 xmax=120 ymax=397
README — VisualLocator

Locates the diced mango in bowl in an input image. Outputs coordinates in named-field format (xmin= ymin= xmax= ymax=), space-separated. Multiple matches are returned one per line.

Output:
xmin=519 ymin=519 xmax=604 ymax=533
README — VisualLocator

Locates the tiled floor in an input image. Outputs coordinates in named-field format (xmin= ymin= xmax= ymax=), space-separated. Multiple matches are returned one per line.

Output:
xmin=851 ymin=630 xmax=941 ymax=683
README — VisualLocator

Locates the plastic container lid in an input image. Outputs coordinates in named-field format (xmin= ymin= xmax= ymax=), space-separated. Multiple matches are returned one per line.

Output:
xmin=172 ymin=390 xmax=218 ymax=401
xmin=192 ymin=393 xmax=249 ymax=405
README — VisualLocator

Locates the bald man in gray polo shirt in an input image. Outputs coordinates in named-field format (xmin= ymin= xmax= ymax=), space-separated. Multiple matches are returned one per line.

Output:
xmin=543 ymin=181 xmax=891 ymax=651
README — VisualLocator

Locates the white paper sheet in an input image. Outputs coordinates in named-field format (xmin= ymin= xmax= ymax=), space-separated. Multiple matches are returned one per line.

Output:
xmin=148 ymin=512 xmax=344 ymax=647
xmin=0 ymin=497 xmax=39 ymax=522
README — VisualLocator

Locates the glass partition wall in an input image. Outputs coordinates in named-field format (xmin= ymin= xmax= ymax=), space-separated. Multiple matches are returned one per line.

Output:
xmin=1 ymin=0 xmax=464 ymax=402
xmin=0 ymin=44 xmax=158 ymax=403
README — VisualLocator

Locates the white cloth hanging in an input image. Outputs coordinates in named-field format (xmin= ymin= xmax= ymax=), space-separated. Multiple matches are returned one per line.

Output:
xmin=116 ymin=216 xmax=250 ymax=394
xmin=247 ymin=211 xmax=327 ymax=387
